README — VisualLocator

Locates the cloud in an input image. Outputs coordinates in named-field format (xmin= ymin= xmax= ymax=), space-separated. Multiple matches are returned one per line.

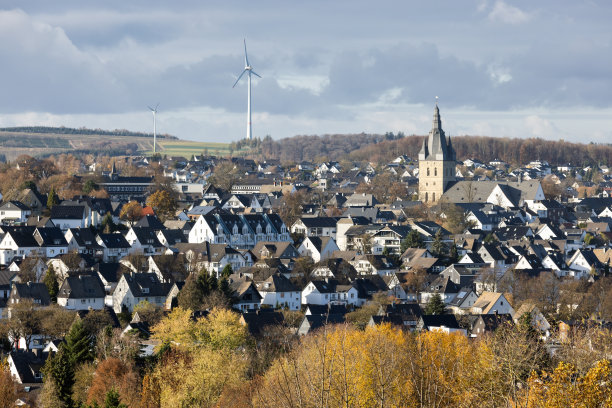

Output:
xmin=523 ymin=115 xmax=556 ymax=138
xmin=487 ymin=1 xmax=532 ymax=24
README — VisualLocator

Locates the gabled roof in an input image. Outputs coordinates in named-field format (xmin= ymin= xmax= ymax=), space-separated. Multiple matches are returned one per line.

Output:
xmin=50 ymin=205 xmax=85 ymax=220
xmin=11 ymin=282 xmax=50 ymax=305
xmin=158 ymin=229 xmax=187 ymax=246
xmin=295 ymin=217 xmax=338 ymax=228
xmin=128 ymin=227 xmax=164 ymax=248
xmin=97 ymin=233 xmax=131 ymax=249
xmin=0 ymin=200 xmax=30 ymax=211
xmin=3 ymin=226 xmax=38 ymax=247
xmin=256 ymin=273 xmax=298 ymax=293
xmin=9 ymin=351 xmax=48 ymax=383
xmin=94 ymin=262 xmax=123 ymax=284
xmin=120 ymin=272 xmax=171 ymax=297
xmin=475 ymin=313 xmax=514 ymax=332
xmin=473 ymin=292 xmax=507 ymax=314
xmin=419 ymin=314 xmax=460 ymax=330
xmin=67 ymin=228 xmax=102 ymax=248
xmin=34 ymin=227 xmax=68 ymax=247
xmin=58 ymin=274 xmax=106 ymax=299
xmin=134 ymin=215 xmax=165 ymax=229
xmin=240 ymin=309 xmax=285 ymax=336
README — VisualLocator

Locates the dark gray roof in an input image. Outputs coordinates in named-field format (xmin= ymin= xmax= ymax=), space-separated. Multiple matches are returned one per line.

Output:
xmin=134 ymin=215 xmax=166 ymax=229
xmin=11 ymin=282 xmax=50 ymax=305
xmin=58 ymin=274 xmax=105 ymax=299
xmin=121 ymin=272 xmax=172 ymax=297
xmin=50 ymin=205 xmax=85 ymax=220
xmin=98 ymin=233 xmax=131 ymax=249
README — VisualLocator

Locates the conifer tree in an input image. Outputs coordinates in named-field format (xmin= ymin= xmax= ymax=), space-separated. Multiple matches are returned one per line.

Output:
xmin=47 ymin=187 xmax=59 ymax=209
xmin=103 ymin=388 xmax=127 ymax=408
xmin=424 ymin=293 xmax=446 ymax=315
xmin=65 ymin=320 xmax=94 ymax=366
xmin=43 ymin=266 xmax=59 ymax=303
xmin=42 ymin=345 xmax=74 ymax=407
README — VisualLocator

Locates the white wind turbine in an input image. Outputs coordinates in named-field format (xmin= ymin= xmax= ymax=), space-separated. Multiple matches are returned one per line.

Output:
xmin=233 ymin=39 xmax=261 ymax=140
xmin=147 ymin=103 xmax=159 ymax=154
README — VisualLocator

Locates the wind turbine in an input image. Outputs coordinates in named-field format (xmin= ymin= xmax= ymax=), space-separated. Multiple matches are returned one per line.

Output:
xmin=233 ymin=39 xmax=261 ymax=140
xmin=147 ymin=103 xmax=159 ymax=154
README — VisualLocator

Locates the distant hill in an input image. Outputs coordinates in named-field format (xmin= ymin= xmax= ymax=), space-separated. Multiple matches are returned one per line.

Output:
xmin=0 ymin=126 xmax=177 ymax=139
xmin=259 ymin=133 xmax=612 ymax=166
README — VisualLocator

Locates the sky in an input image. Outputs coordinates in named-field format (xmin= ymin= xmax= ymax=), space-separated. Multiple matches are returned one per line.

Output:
xmin=0 ymin=1 xmax=611 ymax=143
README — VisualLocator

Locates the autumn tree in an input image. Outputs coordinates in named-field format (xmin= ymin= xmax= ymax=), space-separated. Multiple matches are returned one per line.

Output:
xmin=3 ymin=299 xmax=43 ymax=351
xmin=146 ymin=189 xmax=177 ymax=222
xmin=0 ymin=360 xmax=21 ymax=408
xmin=47 ymin=186 xmax=59 ymax=209
xmin=119 ymin=200 xmax=143 ymax=226
xmin=86 ymin=358 xmax=140 ymax=407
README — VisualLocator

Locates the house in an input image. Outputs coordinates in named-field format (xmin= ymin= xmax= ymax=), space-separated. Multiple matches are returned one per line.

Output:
xmin=471 ymin=291 xmax=514 ymax=316
xmin=471 ymin=313 xmax=514 ymax=338
xmin=0 ymin=201 xmax=31 ymax=224
xmin=291 ymin=217 xmax=338 ymax=239
xmin=239 ymin=309 xmax=285 ymax=336
xmin=298 ymin=313 xmax=346 ymax=336
xmin=251 ymin=241 xmax=299 ymax=260
xmin=57 ymin=274 xmax=106 ymax=310
xmin=96 ymin=233 xmax=131 ymax=262
xmin=298 ymin=236 xmax=339 ymax=263
xmin=301 ymin=280 xmax=360 ymax=307
xmin=566 ymin=249 xmax=604 ymax=279
xmin=228 ymin=278 xmax=262 ymax=311
xmin=7 ymin=350 xmax=48 ymax=384
xmin=65 ymin=228 xmax=104 ymax=257
xmin=416 ymin=314 xmax=466 ymax=335
xmin=514 ymin=302 xmax=551 ymax=339
xmin=157 ymin=229 xmax=187 ymax=247
xmin=8 ymin=282 xmax=51 ymax=311
xmin=255 ymin=274 xmax=301 ymax=311
xmin=124 ymin=227 xmax=164 ymax=256
xmin=351 ymin=255 xmax=399 ymax=276
xmin=447 ymin=287 xmax=479 ymax=314
xmin=33 ymin=227 xmax=69 ymax=259
xmin=0 ymin=226 xmax=40 ymax=265
xmin=50 ymin=205 xmax=89 ymax=230
xmin=420 ymin=275 xmax=460 ymax=305
xmin=112 ymin=272 xmax=171 ymax=313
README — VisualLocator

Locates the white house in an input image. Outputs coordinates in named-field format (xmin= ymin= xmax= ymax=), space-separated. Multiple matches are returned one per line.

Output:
xmin=297 ymin=236 xmax=339 ymax=263
xmin=0 ymin=201 xmax=31 ymax=224
xmin=256 ymin=274 xmax=301 ymax=311
xmin=57 ymin=274 xmax=106 ymax=310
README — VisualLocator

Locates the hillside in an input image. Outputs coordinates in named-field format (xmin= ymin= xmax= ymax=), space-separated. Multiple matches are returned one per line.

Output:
xmin=259 ymin=133 xmax=612 ymax=166
xmin=0 ymin=127 xmax=234 ymax=161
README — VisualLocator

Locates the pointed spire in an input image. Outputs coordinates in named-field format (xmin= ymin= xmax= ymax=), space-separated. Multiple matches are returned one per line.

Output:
xmin=111 ymin=161 xmax=117 ymax=174
xmin=432 ymin=104 xmax=442 ymax=131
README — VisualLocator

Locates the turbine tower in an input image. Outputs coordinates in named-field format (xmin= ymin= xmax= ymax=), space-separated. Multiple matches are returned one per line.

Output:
xmin=148 ymin=103 xmax=159 ymax=154
xmin=233 ymin=39 xmax=261 ymax=140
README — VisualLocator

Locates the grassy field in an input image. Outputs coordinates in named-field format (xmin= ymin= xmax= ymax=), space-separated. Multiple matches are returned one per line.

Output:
xmin=145 ymin=140 xmax=250 ymax=158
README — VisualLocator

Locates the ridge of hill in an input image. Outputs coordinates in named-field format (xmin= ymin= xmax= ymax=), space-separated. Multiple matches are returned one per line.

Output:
xmin=259 ymin=133 xmax=612 ymax=167
xmin=0 ymin=126 xmax=177 ymax=139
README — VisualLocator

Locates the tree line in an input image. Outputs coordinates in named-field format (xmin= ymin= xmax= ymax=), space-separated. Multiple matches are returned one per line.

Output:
xmin=0 ymin=126 xmax=177 ymax=140
xmin=255 ymin=132 xmax=612 ymax=166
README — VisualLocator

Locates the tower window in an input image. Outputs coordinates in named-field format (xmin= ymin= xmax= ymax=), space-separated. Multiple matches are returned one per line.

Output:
xmin=425 ymin=192 xmax=428 ymax=202
xmin=427 ymin=168 xmax=430 ymax=176
xmin=433 ymin=192 xmax=436 ymax=201
xmin=435 ymin=168 xmax=437 ymax=176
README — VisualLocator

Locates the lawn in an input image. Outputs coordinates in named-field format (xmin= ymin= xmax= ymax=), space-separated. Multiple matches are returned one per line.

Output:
xmin=146 ymin=140 xmax=250 ymax=157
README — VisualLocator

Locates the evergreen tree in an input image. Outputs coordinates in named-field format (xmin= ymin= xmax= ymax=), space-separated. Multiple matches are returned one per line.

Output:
xmin=400 ymin=229 xmax=425 ymax=252
xmin=47 ymin=187 xmax=59 ymax=209
xmin=219 ymin=277 xmax=234 ymax=301
xmin=221 ymin=264 xmax=233 ymax=278
xmin=104 ymin=388 xmax=127 ymax=408
xmin=42 ymin=345 xmax=74 ymax=407
xmin=449 ymin=241 xmax=459 ymax=263
xmin=43 ymin=266 xmax=59 ymax=303
xmin=65 ymin=320 xmax=94 ymax=366
xmin=430 ymin=230 xmax=446 ymax=257
xmin=178 ymin=274 xmax=204 ymax=310
xmin=424 ymin=293 xmax=446 ymax=315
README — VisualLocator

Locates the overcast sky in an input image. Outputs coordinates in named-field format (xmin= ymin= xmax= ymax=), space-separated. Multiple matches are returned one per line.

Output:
xmin=1 ymin=1 xmax=611 ymax=143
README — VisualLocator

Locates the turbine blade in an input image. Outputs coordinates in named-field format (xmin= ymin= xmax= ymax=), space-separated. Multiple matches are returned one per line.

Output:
xmin=147 ymin=106 xmax=154 ymax=111
xmin=155 ymin=102 xmax=160 ymax=111
xmin=244 ymin=39 xmax=249 ymax=66
xmin=232 ymin=69 xmax=248 ymax=87
xmin=251 ymin=70 xmax=262 ymax=79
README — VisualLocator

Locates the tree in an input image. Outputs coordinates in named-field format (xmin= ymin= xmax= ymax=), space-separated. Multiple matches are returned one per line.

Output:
xmin=103 ymin=388 xmax=127 ymax=408
xmin=0 ymin=362 xmax=21 ymax=408
xmin=47 ymin=186 xmax=59 ymax=209
xmin=401 ymin=229 xmax=425 ymax=252
xmin=86 ymin=358 xmax=140 ymax=407
xmin=119 ymin=201 xmax=143 ymax=226
xmin=44 ymin=266 xmax=59 ymax=303
xmin=430 ymin=230 xmax=446 ymax=257
xmin=221 ymin=264 xmax=233 ymax=278
xmin=177 ymin=274 xmax=204 ymax=311
xmin=101 ymin=212 xmax=117 ymax=233
xmin=146 ymin=190 xmax=177 ymax=222
xmin=43 ymin=345 xmax=75 ymax=407
xmin=4 ymin=299 xmax=42 ymax=351
xmin=424 ymin=293 xmax=446 ymax=315
xmin=82 ymin=179 xmax=98 ymax=194
xmin=65 ymin=319 xmax=94 ymax=366
xmin=133 ymin=300 xmax=164 ymax=327
xmin=443 ymin=203 xmax=474 ymax=234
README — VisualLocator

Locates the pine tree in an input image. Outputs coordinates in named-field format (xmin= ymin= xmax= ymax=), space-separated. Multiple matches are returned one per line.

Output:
xmin=177 ymin=274 xmax=204 ymax=310
xmin=430 ymin=230 xmax=446 ymax=257
xmin=401 ymin=229 xmax=425 ymax=252
xmin=424 ymin=293 xmax=446 ymax=315
xmin=65 ymin=320 xmax=94 ymax=366
xmin=221 ymin=264 xmax=233 ymax=278
xmin=449 ymin=241 xmax=459 ymax=263
xmin=47 ymin=187 xmax=59 ymax=209
xmin=104 ymin=388 xmax=127 ymax=408
xmin=42 ymin=345 xmax=74 ymax=407
xmin=43 ymin=266 xmax=59 ymax=303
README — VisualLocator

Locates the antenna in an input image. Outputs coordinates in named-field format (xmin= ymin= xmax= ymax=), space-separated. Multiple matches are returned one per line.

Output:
xmin=232 ymin=39 xmax=261 ymax=140
xmin=147 ymin=103 xmax=159 ymax=154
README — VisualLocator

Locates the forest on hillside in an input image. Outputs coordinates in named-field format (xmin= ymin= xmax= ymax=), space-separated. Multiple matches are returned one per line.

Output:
xmin=257 ymin=133 xmax=612 ymax=167
xmin=0 ymin=126 xmax=177 ymax=139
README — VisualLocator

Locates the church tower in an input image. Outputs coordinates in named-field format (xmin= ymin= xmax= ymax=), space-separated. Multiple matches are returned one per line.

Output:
xmin=418 ymin=103 xmax=456 ymax=203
